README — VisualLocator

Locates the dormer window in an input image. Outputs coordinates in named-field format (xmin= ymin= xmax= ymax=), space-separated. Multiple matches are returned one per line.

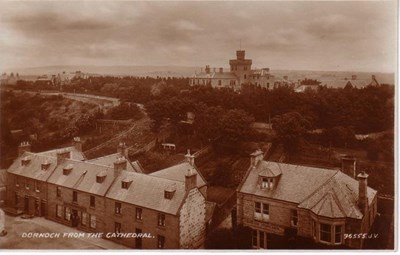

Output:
xmin=121 ymin=179 xmax=133 ymax=189
xmin=63 ymin=164 xmax=73 ymax=175
xmin=164 ymin=191 xmax=174 ymax=199
xmin=96 ymin=171 xmax=107 ymax=183
xmin=261 ymin=177 xmax=275 ymax=190
xmin=41 ymin=161 xmax=51 ymax=171
xmin=164 ymin=184 xmax=176 ymax=200
xmin=21 ymin=156 xmax=31 ymax=166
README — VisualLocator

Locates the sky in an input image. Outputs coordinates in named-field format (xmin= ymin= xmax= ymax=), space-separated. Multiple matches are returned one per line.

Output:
xmin=0 ymin=1 xmax=397 ymax=73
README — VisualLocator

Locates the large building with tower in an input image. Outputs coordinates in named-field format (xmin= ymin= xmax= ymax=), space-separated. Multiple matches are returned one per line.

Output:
xmin=236 ymin=150 xmax=378 ymax=249
xmin=190 ymin=50 xmax=278 ymax=90
xmin=5 ymin=139 xmax=208 ymax=249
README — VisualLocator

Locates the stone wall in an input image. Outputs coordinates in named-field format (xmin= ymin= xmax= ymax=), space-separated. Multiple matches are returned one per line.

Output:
xmin=179 ymin=188 xmax=206 ymax=248
xmin=103 ymin=198 xmax=180 ymax=249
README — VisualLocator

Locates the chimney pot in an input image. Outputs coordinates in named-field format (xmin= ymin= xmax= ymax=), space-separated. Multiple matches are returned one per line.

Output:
xmin=56 ymin=150 xmax=71 ymax=165
xmin=341 ymin=156 xmax=356 ymax=178
xmin=18 ymin=141 xmax=31 ymax=157
xmin=73 ymin=137 xmax=82 ymax=151
xmin=185 ymin=149 xmax=195 ymax=166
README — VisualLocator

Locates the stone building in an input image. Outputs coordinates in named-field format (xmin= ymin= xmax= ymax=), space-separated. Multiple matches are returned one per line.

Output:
xmin=236 ymin=150 xmax=378 ymax=249
xmin=190 ymin=50 xmax=277 ymax=90
xmin=5 ymin=139 xmax=207 ymax=249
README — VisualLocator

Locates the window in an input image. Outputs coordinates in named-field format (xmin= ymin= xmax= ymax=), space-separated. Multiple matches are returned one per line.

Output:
xmin=252 ymin=230 xmax=258 ymax=247
xmin=115 ymin=222 xmax=121 ymax=234
xmin=254 ymin=202 xmax=269 ymax=221
xmin=72 ymin=191 xmax=78 ymax=203
xmin=115 ymin=202 xmax=121 ymax=215
xmin=157 ymin=235 xmax=165 ymax=249
xmin=320 ymin=223 xmax=331 ymax=243
xmin=15 ymin=177 xmax=20 ymax=187
xmin=64 ymin=207 xmax=71 ymax=221
xmin=164 ymin=191 xmax=174 ymax=199
xmin=90 ymin=214 xmax=96 ymax=229
xmin=25 ymin=180 xmax=29 ymax=190
xmin=158 ymin=213 xmax=165 ymax=227
xmin=56 ymin=205 xmax=62 ymax=218
xmin=96 ymin=175 xmax=105 ymax=183
xmin=121 ymin=181 xmax=131 ymax=189
xmin=269 ymin=178 xmax=274 ymax=189
xmin=259 ymin=231 xmax=265 ymax=249
xmin=34 ymin=181 xmax=40 ymax=192
xmin=81 ymin=212 xmax=88 ymax=226
xmin=291 ymin=210 xmax=298 ymax=227
xmin=56 ymin=187 xmax=61 ymax=197
xmin=90 ymin=196 xmax=95 ymax=207
xmin=244 ymin=74 xmax=247 ymax=79
xmin=136 ymin=208 xmax=142 ymax=220
xmin=218 ymin=80 xmax=222 ymax=86
xmin=261 ymin=178 xmax=268 ymax=189
xmin=335 ymin=225 xmax=342 ymax=244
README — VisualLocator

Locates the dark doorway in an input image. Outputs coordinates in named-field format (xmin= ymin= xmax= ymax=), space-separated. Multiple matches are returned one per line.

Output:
xmin=40 ymin=201 xmax=47 ymax=217
xmin=34 ymin=199 xmax=40 ymax=216
xmin=24 ymin=196 xmax=29 ymax=214
xmin=71 ymin=209 xmax=79 ymax=227
xmin=135 ymin=228 xmax=142 ymax=249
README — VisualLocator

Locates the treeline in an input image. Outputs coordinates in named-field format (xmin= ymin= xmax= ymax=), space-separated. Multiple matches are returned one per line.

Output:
xmin=146 ymin=84 xmax=394 ymax=134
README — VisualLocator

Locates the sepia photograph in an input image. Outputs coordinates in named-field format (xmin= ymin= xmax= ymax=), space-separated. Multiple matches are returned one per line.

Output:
xmin=0 ymin=0 xmax=397 ymax=251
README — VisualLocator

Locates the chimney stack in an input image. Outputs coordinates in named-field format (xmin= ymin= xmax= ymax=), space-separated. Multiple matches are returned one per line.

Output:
xmin=185 ymin=169 xmax=197 ymax=191
xmin=117 ymin=142 xmax=128 ymax=158
xmin=185 ymin=149 xmax=195 ymax=166
xmin=219 ymin=67 xmax=223 ymax=73
xmin=357 ymin=171 xmax=369 ymax=214
xmin=341 ymin=156 xmax=356 ymax=178
xmin=18 ymin=141 xmax=31 ymax=157
xmin=205 ymin=65 xmax=210 ymax=74
xmin=250 ymin=150 xmax=264 ymax=167
xmin=352 ymin=75 xmax=357 ymax=80
xmin=73 ymin=137 xmax=82 ymax=151
xmin=114 ymin=158 xmax=127 ymax=178
xmin=56 ymin=150 xmax=71 ymax=165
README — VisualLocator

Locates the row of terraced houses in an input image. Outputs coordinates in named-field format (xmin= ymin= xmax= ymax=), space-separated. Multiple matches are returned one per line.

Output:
xmin=4 ymin=139 xmax=378 ymax=249
xmin=5 ymin=139 xmax=209 ymax=249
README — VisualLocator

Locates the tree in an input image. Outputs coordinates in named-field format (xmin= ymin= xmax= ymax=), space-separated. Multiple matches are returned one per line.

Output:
xmin=272 ymin=111 xmax=311 ymax=155
xmin=75 ymin=114 xmax=95 ymax=134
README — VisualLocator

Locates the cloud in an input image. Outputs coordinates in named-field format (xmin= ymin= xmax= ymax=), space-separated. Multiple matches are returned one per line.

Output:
xmin=0 ymin=1 xmax=396 ymax=72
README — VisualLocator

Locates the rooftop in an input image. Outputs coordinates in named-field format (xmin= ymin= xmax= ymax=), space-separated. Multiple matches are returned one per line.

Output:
xmin=238 ymin=160 xmax=377 ymax=219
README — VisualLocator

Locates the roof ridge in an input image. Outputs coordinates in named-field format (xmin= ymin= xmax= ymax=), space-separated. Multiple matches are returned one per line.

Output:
xmin=299 ymin=170 xmax=340 ymax=205
xmin=329 ymin=182 xmax=348 ymax=217
xmin=86 ymin=152 xmax=120 ymax=162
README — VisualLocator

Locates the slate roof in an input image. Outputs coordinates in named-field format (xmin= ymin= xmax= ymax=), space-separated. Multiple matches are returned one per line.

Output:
xmin=47 ymin=159 xmax=110 ymax=192
xmin=238 ymin=161 xmax=377 ymax=219
xmin=193 ymin=72 xmax=238 ymax=80
xmin=72 ymin=165 xmax=114 ymax=196
xmin=7 ymin=152 xmax=57 ymax=181
xmin=37 ymin=146 xmax=86 ymax=161
xmin=150 ymin=162 xmax=207 ymax=189
xmin=320 ymin=79 xmax=369 ymax=89
xmin=87 ymin=153 xmax=143 ymax=173
xmin=106 ymin=171 xmax=187 ymax=215
xmin=298 ymin=171 xmax=376 ymax=219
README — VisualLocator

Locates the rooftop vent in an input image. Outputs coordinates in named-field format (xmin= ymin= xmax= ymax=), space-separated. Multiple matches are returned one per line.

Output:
xmin=21 ymin=156 xmax=31 ymax=166
xmin=63 ymin=164 xmax=73 ymax=175
xmin=41 ymin=160 xmax=51 ymax=171
xmin=96 ymin=171 xmax=107 ymax=183
xmin=121 ymin=176 xmax=134 ymax=189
